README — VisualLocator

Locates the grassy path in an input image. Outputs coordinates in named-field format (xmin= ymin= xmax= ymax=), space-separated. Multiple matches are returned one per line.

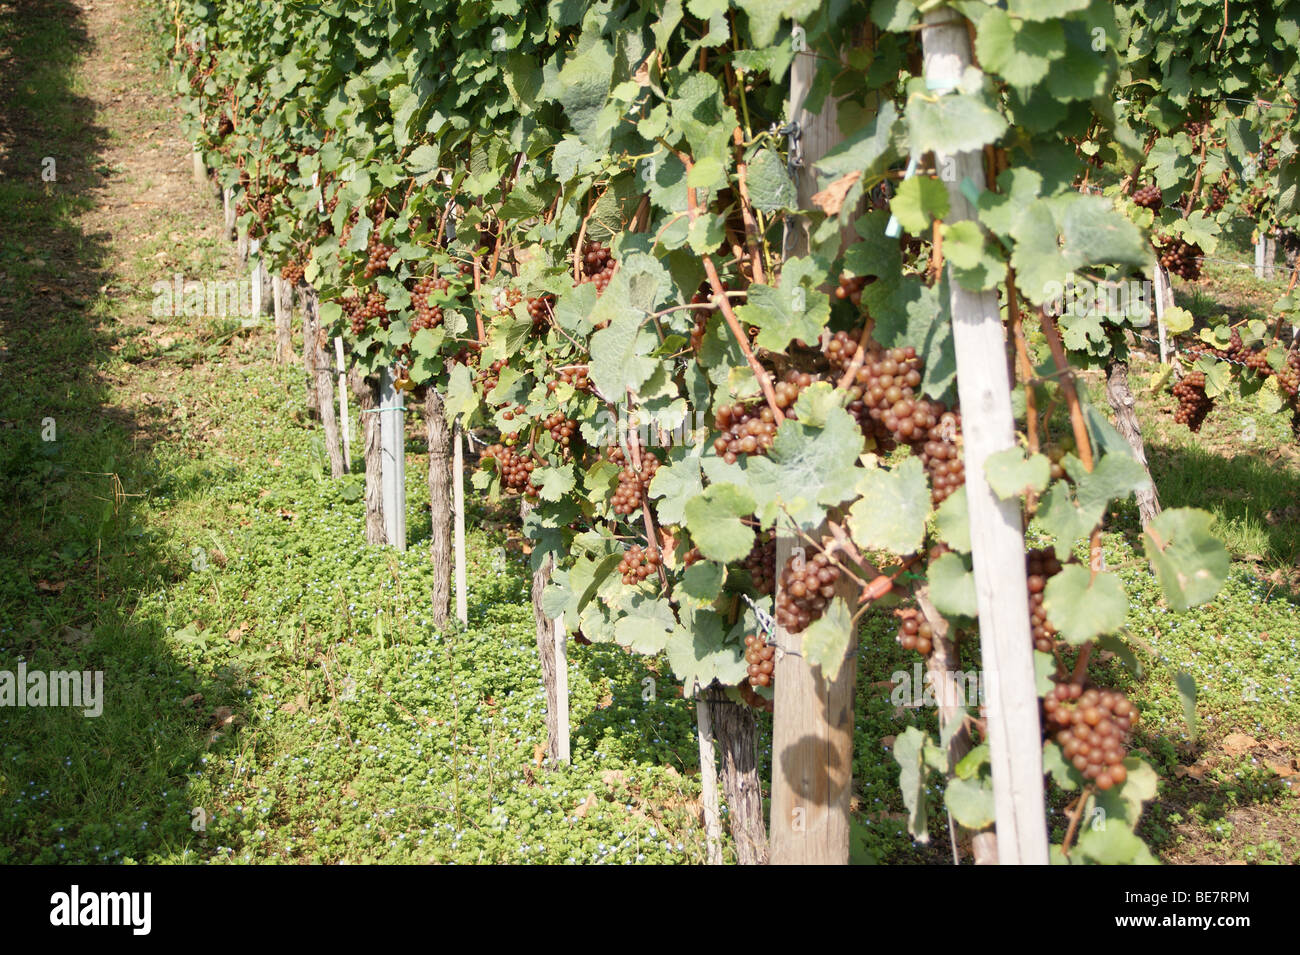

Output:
xmin=0 ymin=0 xmax=1296 ymax=865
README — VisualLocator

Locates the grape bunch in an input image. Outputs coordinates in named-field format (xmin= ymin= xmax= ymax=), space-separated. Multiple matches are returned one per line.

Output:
xmin=576 ymin=242 xmax=616 ymax=294
xmin=1277 ymin=352 xmax=1300 ymax=397
xmin=526 ymin=295 xmax=554 ymax=331
xmin=279 ymin=260 xmax=305 ymax=286
xmin=1044 ymin=441 xmax=1074 ymax=481
xmin=544 ymin=412 xmax=577 ymax=450
xmin=1132 ymin=182 xmax=1162 ymax=210
xmin=478 ymin=358 xmax=507 ymax=395
xmin=1172 ymin=370 xmax=1213 ymax=431
xmin=712 ymin=402 xmax=779 ymax=462
xmin=217 ymin=114 xmax=234 ymax=137
xmin=682 ymin=545 xmax=703 ymax=567
xmin=364 ymin=233 xmax=396 ymax=279
xmin=775 ymin=548 xmax=842 ymax=634
xmin=1156 ymin=236 xmax=1203 ymax=281
xmin=1042 ymin=682 xmax=1137 ymax=790
xmin=919 ymin=410 xmax=965 ymax=506
xmin=689 ymin=288 xmax=711 ymax=351
xmin=480 ymin=443 xmax=539 ymax=497
xmin=558 ymin=366 xmax=592 ymax=392
xmin=1208 ymin=186 xmax=1228 ymax=212
xmin=618 ymin=543 xmax=661 ymax=585
xmin=896 ymin=609 xmax=934 ymax=656
xmin=823 ymin=329 xmax=864 ymax=375
xmin=1026 ymin=547 xmax=1064 ymax=653
xmin=830 ymin=336 xmax=964 ymax=504
xmin=343 ymin=290 xmax=389 ymax=335
xmin=495 ymin=287 xmax=523 ymax=313
xmin=743 ymin=534 xmax=776 ymax=596
xmin=412 ymin=275 xmax=451 ymax=330
xmin=834 ymin=274 xmax=868 ymax=307
xmin=607 ymin=445 xmax=660 ymax=516
xmin=710 ymin=370 xmax=816 ymax=463
xmin=744 ymin=632 xmax=776 ymax=687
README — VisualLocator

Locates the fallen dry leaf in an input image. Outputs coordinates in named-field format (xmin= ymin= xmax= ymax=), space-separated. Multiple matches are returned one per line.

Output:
xmin=1221 ymin=732 xmax=1257 ymax=758
xmin=35 ymin=579 xmax=68 ymax=595
xmin=181 ymin=693 xmax=204 ymax=708
xmin=1264 ymin=758 xmax=1297 ymax=778
xmin=811 ymin=170 xmax=862 ymax=217
xmin=573 ymin=793 xmax=599 ymax=819
xmin=1175 ymin=763 xmax=1207 ymax=780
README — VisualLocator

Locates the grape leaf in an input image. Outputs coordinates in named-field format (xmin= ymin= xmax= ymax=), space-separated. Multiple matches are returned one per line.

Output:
xmin=648 ymin=451 xmax=704 ymax=526
xmin=1042 ymin=565 xmax=1128 ymax=645
xmin=975 ymin=10 xmax=1065 ymax=88
xmin=681 ymin=560 xmax=725 ymax=606
xmin=944 ymin=777 xmax=994 ymax=830
xmin=746 ymin=147 xmax=797 ymax=213
xmin=984 ymin=447 xmax=1051 ymax=500
xmin=934 ymin=485 xmax=971 ymax=553
xmin=614 ymin=594 xmax=678 ymax=654
xmin=665 ymin=608 xmax=748 ymax=688
xmin=928 ymin=552 xmax=976 ymax=618
xmin=889 ymin=175 xmax=949 ymax=235
xmin=743 ymin=407 xmax=864 ymax=528
xmin=906 ymin=88 xmax=1008 ymax=155
xmin=683 ymin=483 xmax=757 ymax=563
xmin=589 ymin=307 xmax=658 ymax=398
xmin=892 ymin=725 xmax=930 ymax=843
xmin=801 ymin=596 xmax=853 ymax=680
xmin=846 ymin=457 xmax=930 ymax=556
xmin=1142 ymin=508 xmax=1229 ymax=611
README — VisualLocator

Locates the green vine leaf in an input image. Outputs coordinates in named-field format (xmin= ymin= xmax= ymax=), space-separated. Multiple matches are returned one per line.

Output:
xmin=892 ymin=726 xmax=930 ymax=844
xmin=1142 ymin=508 xmax=1229 ymax=611
xmin=801 ymin=596 xmax=853 ymax=680
xmin=847 ymin=457 xmax=930 ymax=556
xmin=683 ymin=483 xmax=756 ymax=564
xmin=1042 ymin=565 xmax=1128 ymax=645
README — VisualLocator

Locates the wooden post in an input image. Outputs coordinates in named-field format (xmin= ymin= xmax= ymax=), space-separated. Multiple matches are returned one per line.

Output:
xmin=191 ymin=150 xmax=207 ymax=188
xmin=336 ymin=338 xmax=351 ymax=466
xmin=453 ymin=421 xmax=468 ymax=625
xmin=527 ymin=535 xmax=563 ymax=761
xmin=303 ymin=287 xmax=346 ymax=479
xmin=1104 ymin=359 xmax=1161 ymax=526
xmin=922 ymin=7 xmax=1048 ymax=865
xmin=350 ymin=368 xmax=386 ymax=545
xmin=707 ymin=688 xmax=768 ymax=865
xmin=1152 ymin=262 xmax=1171 ymax=364
xmin=273 ymin=276 xmax=294 ymax=363
xmin=427 ymin=387 xmax=453 ymax=628
xmin=1264 ymin=234 xmax=1277 ymax=280
xmin=249 ymin=238 xmax=264 ymax=316
xmin=379 ymin=366 xmax=407 ymax=551
xmin=770 ymin=561 xmax=858 ymax=864
xmin=222 ymin=186 xmax=236 ymax=240
xmin=693 ymin=681 xmax=725 ymax=865
xmin=768 ymin=34 xmax=859 ymax=867
xmin=554 ymin=614 xmax=570 ymax=763
xmin=1255 ymin=237 xmax=1267 ymax=279
xmin=302 ymin=285 xmax=319 ymax=417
